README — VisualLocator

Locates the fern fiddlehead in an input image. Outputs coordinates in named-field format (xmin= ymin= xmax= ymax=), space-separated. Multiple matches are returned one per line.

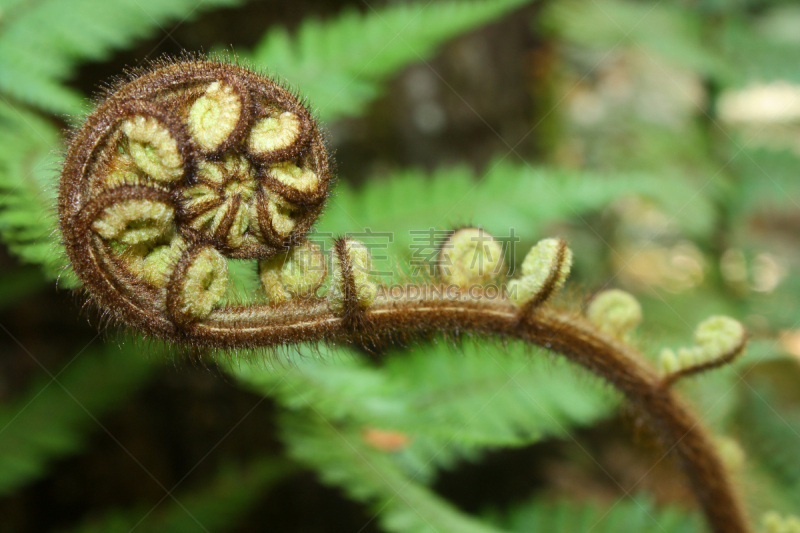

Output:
xmin=59 ymin=60 xmax=331 ymax=340
xmin=59 ymin=60 xmax=751 ymax=533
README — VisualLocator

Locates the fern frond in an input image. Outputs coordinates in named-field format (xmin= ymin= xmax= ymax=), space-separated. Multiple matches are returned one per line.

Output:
xmin=489 ymin=494 xmax=705 ymax=533
xmin=246 ymin=0 xmax=529 ymax=122
xmin=387 ymin=342 xmax=618 ymax=441
xmin=65 ymin=455 xmax=292 ymax=533
xmin=230 ymin=340 xmax=618 ymax=481
xmin=0 ymin=101 xmax=73 ymax=283
xmin=0 ymin=343 xmax=158 ymax=495
xmin=384 ymin=342 xmax=618 ymax=481
xmin=0 ymin=0 xmax=249 ymax=114
xmin=281 ymin=410 xmax=506 ymax=533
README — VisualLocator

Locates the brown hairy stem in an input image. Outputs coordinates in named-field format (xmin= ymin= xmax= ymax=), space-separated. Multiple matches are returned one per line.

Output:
xmin=174 ymin=289 xmax=750 ymax=532
xmin=189 ymin=291 xmax=748 ymax=533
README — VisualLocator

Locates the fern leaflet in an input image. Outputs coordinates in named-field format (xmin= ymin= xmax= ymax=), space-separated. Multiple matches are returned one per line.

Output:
xmin=281 ymin=410 xmax=507 ymax=533
xmin=245 ymin=0 xmax=529 ymax=122
xmin=0 ymin=0 xmax=249 ymax=113
xmin=230 ymin=340 xmax=618 ymax=481
xmin=489 ymin=494 xmax=704 ymax=533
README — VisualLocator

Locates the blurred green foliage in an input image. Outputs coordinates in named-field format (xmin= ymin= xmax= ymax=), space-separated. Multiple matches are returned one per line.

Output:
xmin=0 ymin=0 xmax=798 ymax=531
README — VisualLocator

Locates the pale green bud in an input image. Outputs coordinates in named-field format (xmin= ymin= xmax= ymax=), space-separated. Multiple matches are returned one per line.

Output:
xmin=715 ymin=436 xmax=745 ymax=472
xmin=694 ymin=316 xmax=746 ymax=359
xmin=248 ymin=112 xmax=302 ymax=155
xmin=439 ymin=228 xmax=504 ymax=288
xmin=269 ymin=161 xmax=320 ymax=194
xmin=659 ymin=348 xmax=680 ymax=375
xmin=121 ymin=116 xmax=183 ymax=182
xmin=135 ymin=236 xmax=188 ymax=287
xmin=188 ymin=81 xmax=242 ymax=151
xmin=762 ymin=512 xmax=800 ymax=533
xmin=260 ymin=241 xmax=327 ymax=304
xmin=586 ymin=289 xmax=642 ymax=339
xmin=178 ymin=247 xmax=229 ymax=319
xmin=659 ymin=315 xmax=745 ymax=379
xmin=509 ymin=238 xmax=572 ymax=305
xmin=92 ymin=199 xmax=174 ymax=245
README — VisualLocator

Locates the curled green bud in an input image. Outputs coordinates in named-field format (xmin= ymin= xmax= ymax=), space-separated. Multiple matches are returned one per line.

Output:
xmin=659 ymin=315 xmax=746 ymax=383
xmin=121 ymin=116 xmax=183 ymax=182
xmin=181 ymin=156 xmax=258 ymax=250
xmin=266 ymin=195 xmax=299 ymax=238
xmin=259 ymin=241 xmax=327 ymax=304
xmin=92 ymin=199 xmax=174 ymax=245
xmin=188 ymin=81 xmax=242 ymax=151
xmin=762 ymin=512 xmax=800 ymax=533
xmin=586 ymin=289 xmax=642 ymax=339
xmin=715 ymin=436 xmax=745 ymax=473
xmin=520 ymin=238 xmax=570 ymax=278
xmin=659 ymin=348 xmax=680 ymax=375
xmin=438 ymin=227 xmax=504 ymax=288
xmin=508 ymin=238 xmax=572 ymax=306
xmin=329 ymin=239 xmax=377 ymax=313
xmin=677 ymin=346 xmax=700 ymax=368
xmin=248 ymin=112 xmax=302 ymax=155
xmin=269 ymin=161 xmax=320 ymax=194
xmin=128 ymin=236 xmax=188 ymax=288
xmin=694 ymin=315 xmax=746 ymax=359
xmin=174 ymin=246 xmax=229 ymax=319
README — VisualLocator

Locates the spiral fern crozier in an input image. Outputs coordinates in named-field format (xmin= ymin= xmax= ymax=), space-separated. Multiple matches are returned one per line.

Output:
xmin=59 ymin=59 xmax=751 ymax=533
xmin=59 ymin=60 xmax=331 ymax=340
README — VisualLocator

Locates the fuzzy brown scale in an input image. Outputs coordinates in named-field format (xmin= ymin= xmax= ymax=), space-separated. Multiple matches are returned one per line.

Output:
xmin=59 ymin=59 xmax=752 ymax=533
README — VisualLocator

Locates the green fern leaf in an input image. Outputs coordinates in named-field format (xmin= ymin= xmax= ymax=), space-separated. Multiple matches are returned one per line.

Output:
xmin=317 ymin=160 xmax=716 ymax=274
xmin=386 ymin=342 xmax=617 ymax=446
xmin=0 ymin=0 xmax=249 ymax=113
xmin=245 ymin=0 xmax=529 ymax=122
xmin=0 ymin=101 xmax=74 ymax=284
xmin=281 ymin=410 xmax=507 ymax=533
xmin=383 ymin=343 xmax=618 ymax=481
xmin=230 ymin=340 xmax=618 ymax=481
xmin=489 ymin=494 xmax=705 ymax=533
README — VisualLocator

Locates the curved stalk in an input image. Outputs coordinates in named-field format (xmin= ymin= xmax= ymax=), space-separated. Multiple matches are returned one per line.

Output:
xmin=180 ymin=289 xmax=751 ymax=533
